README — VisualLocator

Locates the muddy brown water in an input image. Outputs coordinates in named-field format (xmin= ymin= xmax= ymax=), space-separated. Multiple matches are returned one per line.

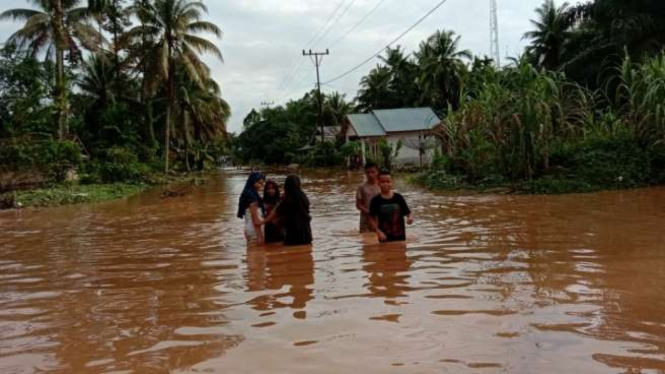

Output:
xmin=1 ymin=170 xmax=664 ymax=374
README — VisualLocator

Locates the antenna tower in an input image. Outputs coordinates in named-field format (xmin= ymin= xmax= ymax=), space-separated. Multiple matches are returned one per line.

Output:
xmin=490 ymin=0 xmax=500 ymax=67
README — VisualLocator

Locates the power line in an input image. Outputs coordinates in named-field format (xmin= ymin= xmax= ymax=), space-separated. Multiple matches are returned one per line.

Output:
xmin=278 ymin=0 xmax=346 ymax=92
xmin=280 ymin=0 xmax=385 ymax=99
xmin=304 ymin=0 xmax=347 ymax=48
xmin=328 ymin=0 xmax=389 ymax=49
xmin=276 ymin=79 xmax=316 ymax=104
xmin=323 ymin=0 xmax=451 ymax=85
xmin=312 ymin=0 xmax=358 ymax=48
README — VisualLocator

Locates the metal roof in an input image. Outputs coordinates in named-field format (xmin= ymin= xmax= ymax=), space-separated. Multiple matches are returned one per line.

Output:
xmin=347 ymin=114 xmax=386 ymax=137
xmin=372 ymin=108 xmax=440 ymax=133
xmin=316 ymin=126 xmax=341 ymax=136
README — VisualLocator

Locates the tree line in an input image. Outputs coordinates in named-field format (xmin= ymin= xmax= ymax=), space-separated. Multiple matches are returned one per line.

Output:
xmin=0 ymin=0 xmax=228 ymax=189
xmin=237 ymin=0 xmax=665 ymax=192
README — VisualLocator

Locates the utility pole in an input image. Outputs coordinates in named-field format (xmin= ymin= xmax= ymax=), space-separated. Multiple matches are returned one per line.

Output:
xmin=260 ymin=101 xmax=274 ymax=109
xmin=303 ymin=49 xmax=329 ymax=144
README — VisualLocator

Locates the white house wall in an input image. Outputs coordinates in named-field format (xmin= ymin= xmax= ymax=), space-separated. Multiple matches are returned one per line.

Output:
xmin=387 ymin=132 xmax=438 ymax=167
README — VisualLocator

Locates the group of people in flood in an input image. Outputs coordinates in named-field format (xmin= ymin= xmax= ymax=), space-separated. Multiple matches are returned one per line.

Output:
xmin=237 ymin=162 xmax=414 ymax=247
xmin=238 ymin=173 xmax=313 ymax=246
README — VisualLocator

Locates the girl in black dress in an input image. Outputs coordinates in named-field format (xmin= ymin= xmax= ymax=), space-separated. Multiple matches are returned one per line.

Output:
xmin=264 ymin=175 xmax=312 ymax=246
xmin=263 ymin=180 xmax=285 ymax=244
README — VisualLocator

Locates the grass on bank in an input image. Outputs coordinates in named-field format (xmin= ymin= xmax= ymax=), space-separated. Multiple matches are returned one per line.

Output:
xmin=1 ymin=183 xmax=147 ymax=209
xmin=0 ymin=172 xmax=209 ymax=210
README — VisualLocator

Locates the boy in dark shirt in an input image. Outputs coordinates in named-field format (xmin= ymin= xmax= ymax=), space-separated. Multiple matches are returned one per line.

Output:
xmin=369 ymin=169 xmax=414 ymax=242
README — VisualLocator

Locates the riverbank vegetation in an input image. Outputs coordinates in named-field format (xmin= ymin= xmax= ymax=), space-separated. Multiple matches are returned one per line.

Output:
xmin=0 ymin=0 xmax=230 ymax=208
xmin=237 ymin=0 xmax=665 ymax=193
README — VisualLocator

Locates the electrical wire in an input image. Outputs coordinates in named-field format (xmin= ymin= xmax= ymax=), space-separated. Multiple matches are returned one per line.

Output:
xmin=327 ymin=0 xmax=389 ymax=49
xmin=277 ymin=0 xmax=347 ymax=92
xmin=323 ymin=0 xmax=451 ymax=85
xmin=311 ymin=0 xmax=358 ymax=48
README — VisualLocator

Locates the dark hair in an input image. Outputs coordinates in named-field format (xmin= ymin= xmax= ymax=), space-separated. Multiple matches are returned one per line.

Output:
xmin=263 ymin=180 xmax=281 ymax=205
xmin=237 ymin=172 xmax=265 ymax=219
xmin=379 ymin=168 xmax=391 ymax=176
xmin=364 ymin=162 xmax=378 ymax=170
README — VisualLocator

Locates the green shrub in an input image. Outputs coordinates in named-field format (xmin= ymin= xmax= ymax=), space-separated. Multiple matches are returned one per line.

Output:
xmin=299 ymin=142 xmax=344 ymax=167
xmin=81 ymin=147 xmax=153 ymax=184
xmin=0 ymin=139 xmax=81 ymax=182
xmin=550 ymin=133 xmax=651 ymax=189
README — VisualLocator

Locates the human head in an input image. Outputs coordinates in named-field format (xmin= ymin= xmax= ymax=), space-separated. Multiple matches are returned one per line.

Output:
xmin=364 ymin=162 xmax=379 ymax=183
xmin=264 ymin=180 xmax=278 ymax=196
xmin=378 ymin=168 xmax=392 ymax=194
xmin=284 ymin=175 xmax=301 ymax=197
xmin=238 ymin=172 xmax=265 ymax=219
xmin=245 ymin=172 xmax=265 ymax=193
xmin=263 ymin=180 xmax=281 ymax=203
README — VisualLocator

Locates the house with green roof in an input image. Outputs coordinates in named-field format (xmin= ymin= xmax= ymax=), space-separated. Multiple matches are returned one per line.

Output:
xmin=344 ymin=107 xmax=440 ymax=167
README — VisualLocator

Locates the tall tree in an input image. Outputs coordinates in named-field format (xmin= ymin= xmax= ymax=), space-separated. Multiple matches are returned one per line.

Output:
xmin=380 ymin=46 xmax=419 ymax=107
xmin=126 ymin=0 xmax=222 ymax=172
xmin=561 ymin=0 xmax=665 ymax=85
xmin=176 ymin=76 xmax=229 ymax=170
xmin=355 ymin=64 xmax=393 ymax=112
xmin=1 ymin=0 xmax=100 ymax=139
xmin=523 ymin=0 xmax=571 ymax=71
xmin=415 ymin=30 xmax=471 ymax=110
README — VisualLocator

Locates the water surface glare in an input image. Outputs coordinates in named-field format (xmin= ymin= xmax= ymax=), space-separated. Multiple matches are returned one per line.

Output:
xmin=1 ymin=170 xmax=665 ymax=373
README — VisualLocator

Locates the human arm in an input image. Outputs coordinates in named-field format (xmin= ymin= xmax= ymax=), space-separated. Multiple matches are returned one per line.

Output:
xmin=249 ymin=203 xmax=265 ymax=244
xmin=263 ymin=208 xmax=277 ymax=224
xmin=368 ymin=198 xmax=387 ymax=242
xmin=399 ymin=194 xmax=414 ymax=225
xmin=369 ymin=216 xmax=387 ymax=242
xmin=355 ymin=187 xmax=370 ymax=214
xmin=356 ymin=199 xmax=370 ymax=214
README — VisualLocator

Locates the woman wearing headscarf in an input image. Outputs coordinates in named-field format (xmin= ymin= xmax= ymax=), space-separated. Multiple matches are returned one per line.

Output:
xmin=237 ymin=172 xmax=266 ymax=245
xmin=264 ymin=175 xmax=312 ymax=246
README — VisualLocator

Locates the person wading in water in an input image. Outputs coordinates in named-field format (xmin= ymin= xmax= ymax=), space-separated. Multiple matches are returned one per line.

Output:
xmin=237 ymin=172 xmax=266 ymax=246
xmin=264 ymin=175 xmax=313 ymax=246
xmin=356 ymin=162 xmax=381 ymax=233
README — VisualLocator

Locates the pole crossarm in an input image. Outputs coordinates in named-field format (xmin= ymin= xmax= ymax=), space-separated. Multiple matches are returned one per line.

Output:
xmin=303 ymin=49 xmax=330 ymax=144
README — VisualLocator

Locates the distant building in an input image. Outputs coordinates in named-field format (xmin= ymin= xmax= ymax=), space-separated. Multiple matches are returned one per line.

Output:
xmin=343 ymin=107 xmax=440 ymax=167
xmin=314 ymin=126 xmax=342 ymax=143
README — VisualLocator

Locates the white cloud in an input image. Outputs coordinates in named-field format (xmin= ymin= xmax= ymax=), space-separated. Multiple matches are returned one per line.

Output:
xmin=0 ymin=0 xmax=557 ymax=133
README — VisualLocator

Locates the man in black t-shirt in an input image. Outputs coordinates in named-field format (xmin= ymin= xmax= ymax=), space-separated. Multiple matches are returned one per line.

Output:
xmin=369 ymin=169 xmax=414 ymax=242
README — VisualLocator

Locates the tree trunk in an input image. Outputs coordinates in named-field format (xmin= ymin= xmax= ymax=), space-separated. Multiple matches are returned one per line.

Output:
xmin=111 ymin=0 xmax=120 ymax=76
xmin=138 ymin=1 xmax=155 ymax=149
xmin=146 ymin=98 xmax=156 ymax=147
xmin=54 ymin=0 xmax=67 ymax=140
xmin=184 ymin=111 xmax=191 ymax=172
xmin=164 ymin=56 xmax=175 ymax=173
xmin=165 ymin=87 xmax=172 ymax=173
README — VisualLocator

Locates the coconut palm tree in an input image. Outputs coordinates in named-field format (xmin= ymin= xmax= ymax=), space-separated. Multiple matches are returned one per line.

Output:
xmin=175 ymin=75 xmax=230 ymax=170
xmin=1 ymin=0 xmax=101 ymax=139
xmin=125 ymin=0 xmax=222 ymax=172
xmin=415 ymin=30 xmax=471 ymax=110
xmin=324 ymin=92 xmax=350 ymax=127
xmin=380 ymin=46 xmax=419 ymax=107
xmin=558 ymin=0 xmax=665 ymax=86
xmin=78 ymin=51 xmax=116 ymax=107
xmin=355 ymin=64 xmax=393 ymax=112
xmin=523 ymin=0 xmax=571 ymax=71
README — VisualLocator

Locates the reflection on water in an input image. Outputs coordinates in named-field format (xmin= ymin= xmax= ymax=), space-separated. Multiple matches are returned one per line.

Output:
xmin=246 ymin=246 xmax=314 ymax=314
xmin=1 ymin=170 xmax=665 ymax=373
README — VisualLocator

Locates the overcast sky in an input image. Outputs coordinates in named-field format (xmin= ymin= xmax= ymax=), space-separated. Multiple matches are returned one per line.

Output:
xmin=0 ymin=0 xmax=561 ymax=133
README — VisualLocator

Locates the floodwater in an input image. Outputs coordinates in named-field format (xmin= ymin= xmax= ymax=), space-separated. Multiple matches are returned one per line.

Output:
xmin=1 ymin=170 xmax=665 ymax=374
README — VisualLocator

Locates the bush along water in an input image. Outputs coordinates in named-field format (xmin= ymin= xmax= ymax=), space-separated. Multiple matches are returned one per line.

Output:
xmin=420 ymin=55 xmax=665 ymax=194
